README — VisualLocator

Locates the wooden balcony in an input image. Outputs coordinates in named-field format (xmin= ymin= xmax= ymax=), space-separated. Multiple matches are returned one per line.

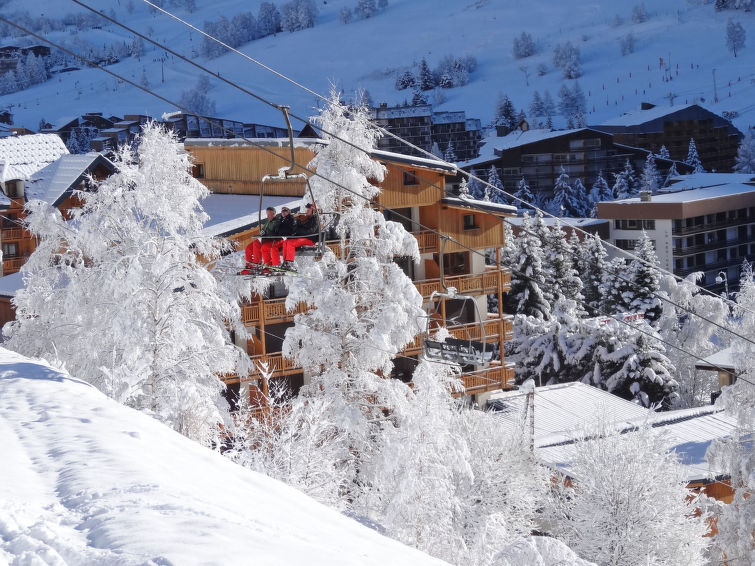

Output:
xmin=401 ymin=317 xmax=512 ymax=356
xmin=1 ymin=227 xmax=24 ymax=240
xmin=416 ymin=268 xmax=510 ymax=299
xmin=451 ymin=363 xmax=516 ymax=398
xmin=2 ymin=255 xmax=29 ymax=273
xmin=241 ymin=298 xmax=308 ymax=325
xmin=222 ymin=353 xmax=302 ymax=383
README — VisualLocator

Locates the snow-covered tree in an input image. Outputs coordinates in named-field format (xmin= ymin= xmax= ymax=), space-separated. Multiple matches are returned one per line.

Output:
xmin=280 ymin=0 xmax=318 ymax=32
xmin=734 ymin=127 xmax=755 ymax=173
xmin=417 ymin=58 xmax=435 ymax=90
xmin=589 ymin=172 xmax=612 ymax=216
xmin=600 ymin=256 xmax=631 ymax=314
xmin=257 ymin=2 xmax=281 ymax=36
xmin=493 ymin=93 xmax=517 ymax=131
xmin=226 ymin=367 xmax=352 ymax=507
xmin=338 ymin=6 xmax=353 ymax=24
xmin=506 ymin=214 xmax=551 ymax=319
xmin=626 ymin=232 xmax=663 ymax=324
xmin=178 ymin=86 xmax=216 ymax=116
xmin=726 ymin=18 xmax=746 ymax=57
xmin=444 ymin=141 xmax=457 ymax=162
xmin=547 ymin=422 xmax=710 ymax=566
xmin=549 ymin=167 xmax=588 ymax=217
xmin=5 ymin=123 xmax=245 ymax=444
xmin=685 ymin=138 xmax=705 ymax=173
xmin=706 ymin=261 xmax=755 ymax=565
xmin=467 ymin=170 xmax=486 ymax=200
xmin=631 ymin=2 xmax=648 ymax=23
xmin=486 ymin=165 xmax=507 ymax=204
xmin=355 ymin=0 xmax=377 ymax=19
xmin=411 ymin=87 xmax=428 ymax=106
xmin=640 ymin=152 xmax=661 ymax=194
xmin=552 ymin=41 xmax=581 ymax=79
xmin=657 ymin=272 xmax=729 ymax=407
xmin=282 ymin=90 xmax=425 ymax=500
xmin=575 ymin=233 xmax=608 ymax=315
xmin=658 ymin=145 xmax=670 ymax=159
xmin=544 ymin=221 xmax=584 ymax=306
xmin=512 ymin=177 xmax=534 ymax=210
xmin=430 ymin=141 xmax=442 ymax=158
xmin=612 ymin=159 xmax=638 ymax=199
xmin=512 ymin=31 xmax=536 ymax=59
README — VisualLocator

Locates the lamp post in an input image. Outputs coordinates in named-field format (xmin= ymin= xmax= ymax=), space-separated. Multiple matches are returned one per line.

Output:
xmin=715 ymin=270 xmax=729 ymax=299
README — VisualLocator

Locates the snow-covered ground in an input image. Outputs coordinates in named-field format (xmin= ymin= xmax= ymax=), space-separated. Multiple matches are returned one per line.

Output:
xmin=1 ymin=0 xmax=754 ymax=134
xmin=0 ymin=347 xmax=449 ymax=565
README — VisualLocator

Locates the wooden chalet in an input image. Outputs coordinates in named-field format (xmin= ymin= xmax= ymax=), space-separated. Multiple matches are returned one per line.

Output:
xmin=184 ymin=138 xmax=517 ymax=410
xmin=0 ymin=149 xmax=114 ymax=276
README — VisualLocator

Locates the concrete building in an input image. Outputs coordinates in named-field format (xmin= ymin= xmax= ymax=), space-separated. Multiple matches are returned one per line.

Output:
xmin=597 ymin=173 xmax=755 ymax=292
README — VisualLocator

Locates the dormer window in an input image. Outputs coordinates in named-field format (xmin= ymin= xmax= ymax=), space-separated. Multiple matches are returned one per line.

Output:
xmin=6 ymin=180 xmax=23 ymax=199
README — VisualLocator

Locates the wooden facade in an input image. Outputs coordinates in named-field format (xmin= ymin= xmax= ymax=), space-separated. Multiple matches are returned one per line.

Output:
xmin=185 ymin=141 xmax=517 ymax=408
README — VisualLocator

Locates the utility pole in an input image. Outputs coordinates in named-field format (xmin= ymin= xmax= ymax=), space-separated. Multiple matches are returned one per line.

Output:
xmin=713 ymin=68 xmax=719 ymax=103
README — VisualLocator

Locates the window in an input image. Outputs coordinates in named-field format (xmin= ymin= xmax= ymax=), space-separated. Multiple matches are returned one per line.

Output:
xmin=615 ymin=239 xmax=656 ymax=251
xmin=402 ymin=170 xmax=418 ymax=186
xmin=614 ymin=219 xmax=655 ymax=230
xmin=191 ymin=163 xmax=205 ymax=178
xmin=463 ymin=214 xmax=478 ymax=230
xmin=2 ymin=242 xmax=18 ymax=257
xmin=5 ymin=180 xmax=22 ymax=198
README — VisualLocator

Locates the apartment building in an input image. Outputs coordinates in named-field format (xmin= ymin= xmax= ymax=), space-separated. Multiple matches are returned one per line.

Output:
xmin=597 ymin=173 xmax=755 ymax=292
xmin=184 ymin=138 xmax=516 ymax=410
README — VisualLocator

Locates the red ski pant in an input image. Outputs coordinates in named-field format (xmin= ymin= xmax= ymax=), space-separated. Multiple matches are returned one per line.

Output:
xmin=245 ymin=239 xmax=276 ymax=265
xmin=283 ymin=238 xmax=315 ymax=261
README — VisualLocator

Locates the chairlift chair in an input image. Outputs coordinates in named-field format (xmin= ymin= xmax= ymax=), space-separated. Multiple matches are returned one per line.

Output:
xmin=422 ymin=236 xmax=493 ymax=367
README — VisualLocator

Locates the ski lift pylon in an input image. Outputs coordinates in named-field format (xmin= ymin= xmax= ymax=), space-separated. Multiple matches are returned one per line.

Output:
xmin=421 ymin=236 xmax=494 ymax=366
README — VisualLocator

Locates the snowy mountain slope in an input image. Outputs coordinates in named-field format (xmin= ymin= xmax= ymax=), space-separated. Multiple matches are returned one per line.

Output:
xmin=1 ymin=0 xmax=754 ymax=136
xmin=0 ymin=347 xmax=449 ymax=566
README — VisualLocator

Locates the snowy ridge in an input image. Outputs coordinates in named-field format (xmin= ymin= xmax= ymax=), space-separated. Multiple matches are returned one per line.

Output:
xmin=0 ymin=347 xmax=448 ymax=565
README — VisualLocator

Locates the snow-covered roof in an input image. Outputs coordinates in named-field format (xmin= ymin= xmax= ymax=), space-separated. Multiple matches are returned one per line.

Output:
xmin=0 ymin=134 xmax=68 ymax=183
xmin=694 ymin=346 xmax=736 ymax=372
xmin=372 ymin=148 xmax=456 ymax=173
xmin=488 ymin=382 xmax=649 ymax=443
xmin=442 ymin=195 xmax=517 ymax=214
xmin=664 ymin=172 xmax=755 ymax=191
xmin=537 ymin=406 xmax=739 ymax=482
xmin=24 ymin=153 xmax=113 ymax=206
xmin=184 ymin=137 xmax=325 ymax=149
xmin=599 ymin=104 xmax=694 ymax=127
xmin=0 ymin=348 xmax=447 ymax=566
xmin=0 ymin=270 xmax=24 ymax=298
xmin=611 ymin=183 xmax=755 ymax=205
xmin=506 ymin=216 xmax=608 ymax=228
xmin=431 ymin=111 xmax=467 ymax=125
xmin=369 ymin=104 xmax=432 ymax=119
xmin=460 ymin=128 xmax=593 ymax=168
xmin=201 ymin=194 xmax=302 ymax=238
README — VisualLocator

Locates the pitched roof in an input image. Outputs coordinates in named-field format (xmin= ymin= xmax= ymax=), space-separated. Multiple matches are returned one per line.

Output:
xmin=24 ymin=153 xmax=113 ymax=207
xmin=599 ymin=104 xmax=695 ymax=127
xmin=0 ymin=134 xmax=68 ymax=183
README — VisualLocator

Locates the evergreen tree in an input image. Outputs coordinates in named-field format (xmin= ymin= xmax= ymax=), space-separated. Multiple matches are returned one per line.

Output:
xmin=542 ymin=90 xmax=556 ymax=124
xmin=529 ymin=90 xmax=544 ymax=122
xmin=457 ymin=177 xmax=470 ymax=197
xmin=600 ymin=256 xmax=631 ymax=314
xmin=612 ymin=159 xmax=638 ymax=199
xmin=430 ymin=141 xmax=442 ymax=158
xmin=486 ymin=165 xmax=506 ymax=204
xmin=575 ymin=234 xmax=608 ymax=315
xmin=494 ymin=93 xmax=517 ymax=131
xmin=552 ymin=41 xmax=582 ymax=79
xmin=734 ymin=127 xmax=755 ymax=173
xmin=545 ymin=220 xmax=585 ymax=306
xmin=658 ymin=145 xmax=670 ymax=159
xmin=512 ymin=177 xmax=534 ymax=210
xmin=466 ymin=170 xmax=485 ymax=200
xmin=549 ymin=167 xmax=588 ymax=217
xmin=411 ymin=87 xmax=428 ymax=106
xmin=571 ymin=177 xmax=590 ymax=216
xmin=685 ymin=138 xmax=705 ymax=173
xmin=512 ymin=31 xmax=536 ymax=59
xmin=443 ymin=142 xmax=457 ymax=162
xmin=508 ymin=214 xmax=552 ymax=319
xmin=355 ymin=0 xmax=377 ymax=19
xmin=640 ymin=152 xmax=661 ymax=194
xmin=417 ymin=58 xmax=435 ymax=91
xmin=589 ymin=172 xmax=613 ymax=211
xmin=726 ymin=18 xmax=746 ymax=57
xmin=394 ymin=70 xmax=415 ymax=90
xmin=627 ymin=232 xmax=663 ymax=324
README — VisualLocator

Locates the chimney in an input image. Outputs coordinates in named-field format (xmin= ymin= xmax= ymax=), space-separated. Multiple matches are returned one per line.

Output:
xmin=639 ymin=191 xmax=652 ymax=202
xmin=640 ymin=102 xmax=656 ymax=110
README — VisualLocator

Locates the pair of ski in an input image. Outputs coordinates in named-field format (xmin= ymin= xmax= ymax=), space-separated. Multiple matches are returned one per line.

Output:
xmin=237 ymin=264 xmax=299 ymax=278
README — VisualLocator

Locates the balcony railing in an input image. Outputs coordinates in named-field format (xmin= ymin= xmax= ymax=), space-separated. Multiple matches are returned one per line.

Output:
xmin=241 ymin=298 xmax=308 ymax=325
xmin=672 ymin=217 xmax=752 ymax=236
xmin=416 ymin=269 xmax=509 ymax=299
xmin=401 ymin=317 xmax=512 ymax=356
xmin=1 ymin=227 xmax=24 ymax=240
xmin=451 ymin=363 xmax=516 ymax=397
xmin=2 ymin=255 xmax=29 ymax=272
